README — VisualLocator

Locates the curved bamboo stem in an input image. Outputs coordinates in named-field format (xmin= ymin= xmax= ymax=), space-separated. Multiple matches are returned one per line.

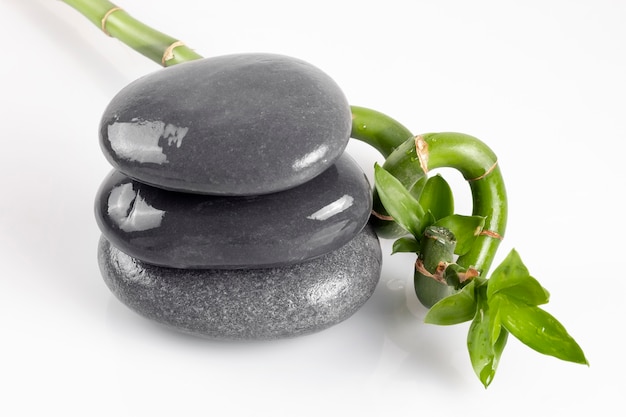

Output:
xmin=384 ymin=132 xmax=508 ymax=275
xmin=350 ymin=106 xmax=413 ymax=158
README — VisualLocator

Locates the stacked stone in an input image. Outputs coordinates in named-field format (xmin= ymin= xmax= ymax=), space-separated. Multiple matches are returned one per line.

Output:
xmin=94 ymin=53 xmax=382 ymax=340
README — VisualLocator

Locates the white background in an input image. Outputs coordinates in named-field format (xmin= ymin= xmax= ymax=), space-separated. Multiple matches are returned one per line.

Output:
xmin=1 ymin=0 xmax=624 ymax=415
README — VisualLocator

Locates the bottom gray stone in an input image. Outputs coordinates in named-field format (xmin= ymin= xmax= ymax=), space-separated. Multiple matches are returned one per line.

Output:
xmin=98 ymin=224 xmax=382 ymax=340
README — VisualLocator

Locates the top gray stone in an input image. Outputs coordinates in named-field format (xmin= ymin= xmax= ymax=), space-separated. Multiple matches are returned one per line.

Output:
xmin=99 ymin=53 xmax=352 ymax=195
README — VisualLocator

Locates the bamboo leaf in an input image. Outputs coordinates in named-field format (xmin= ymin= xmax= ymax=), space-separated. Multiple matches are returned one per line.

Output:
xmin=434 ymin=215 xmax=485 ymax=256
xmin=392 ymin=237 xmax=420 ymax=254
xmin=442 ymin=263 xmax=478 ymax=290
xmin=487 ymin=249 xmax=550 ymax=306
xmin=497 ymin=295 xmax=588 ymax=365
xmin=409 ymin=176 xmax=427 ymax=199
xmin=374 ymin=163 xmax=425 ymax=238
xmin=425 ymin=279 xmax=477 ymax=325
xmin=488 ymin=296 xmax=503 ymax=345
xmin=467 ymin=288 xmax=508 ymax=388
xmin=423 ymin=210 xmax=437 ymax=232
xmin=416 ymin=174 xmax=454 ymax=221
xmin=370 ymin=188 xmax=410 ymax=239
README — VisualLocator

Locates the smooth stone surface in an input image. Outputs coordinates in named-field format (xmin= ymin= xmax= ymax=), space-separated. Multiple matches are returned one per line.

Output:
xmin=98 ymin=225 xmax=382 ymax=340
xmin=94 ymin=154 xmax=372 ymax=269
xmin=99 ymin=53 xmax=352 ymax=195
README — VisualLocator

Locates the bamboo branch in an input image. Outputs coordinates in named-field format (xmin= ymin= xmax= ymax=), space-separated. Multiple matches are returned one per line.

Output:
xmin=62 ymin=0 xmax=202 ymax=66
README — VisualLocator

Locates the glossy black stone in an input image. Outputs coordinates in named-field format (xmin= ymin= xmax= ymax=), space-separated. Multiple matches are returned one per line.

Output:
xmin=98 ymin=224 xmax=382 ymax=340
xmin=95 ymin=154 xmax=372 ymax=269
xmin=99 ymin=53 xmax=352 ymax=195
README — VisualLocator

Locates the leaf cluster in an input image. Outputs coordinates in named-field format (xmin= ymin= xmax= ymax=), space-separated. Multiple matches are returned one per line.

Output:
xmin=373 ymin=163 xmax=588 ymax=387
xmin=425 ymin=250 xmax=588 ymax=387
xmin=374 ymin=164 xmax=485 ymax=258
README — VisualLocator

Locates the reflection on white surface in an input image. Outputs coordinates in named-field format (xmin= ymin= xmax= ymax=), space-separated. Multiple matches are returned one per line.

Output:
xmin=104 ymin=288 xmax=387 ymax=382
xmin=307 ymin=194 xmax=354 ymax=221
xmin=107 ymin=183 xmax=165 ymax=232
xmin=108 ymin=119 xmax=189 ymax=164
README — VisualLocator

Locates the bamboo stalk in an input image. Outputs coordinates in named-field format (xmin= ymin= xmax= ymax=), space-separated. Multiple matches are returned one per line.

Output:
xmin=62 ymin=0 xmax=202 ymax=66
xmin=414 ymin=226 xmax=457 ymax=308
xmin=384 ymin=132 xmax=508 ymax=275
xmin=350 ymin=106 xmax=413 ymax=158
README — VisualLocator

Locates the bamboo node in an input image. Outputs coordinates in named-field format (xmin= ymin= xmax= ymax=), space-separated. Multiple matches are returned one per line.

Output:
xmin=468 ymin=160 xmax=498 ymax=182
xmin=101 ymin=7 xmax=123 ymax=37
xmin=415 ymin=259 xmax=448 ymax=284
xmin=415 ymin=135 xmax=429 ymax=174
xmin=480 ymin=229 xmax=504 ymax=240
xmin=162 ymin=41 xmax=186 ymax=66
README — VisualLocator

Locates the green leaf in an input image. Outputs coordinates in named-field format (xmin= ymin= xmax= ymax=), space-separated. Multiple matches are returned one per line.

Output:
xmin=497 ymin=295 xmax=588 ymax=365
xmin=392 ymin=237 xmax=420 ymax=254
xmin=425 ymin=279 xmax=477 ymax=325
xmin=488 ymin=295 xmax=503 ymax=345
xmin=442 ymin=263 xmax=477 ymax=290
xmin=423 ymin=210 xmax=437 ymax=230
xmin=408 ymin=176 xmax=427 ymax=199
xmin=370 ymin=189 xmax=410 ymax=239
xmin=374 ymin=163 xmax=425 ymax=238
xmin=487 ymin=249 xmax=550 ymax=306
xmin=416 ymin=174 xmax=454 ymax=221
xmin=467 ymin=288 xmax=508 ymax=388
xmin=433 ymin=215 xmax=485 ymax=256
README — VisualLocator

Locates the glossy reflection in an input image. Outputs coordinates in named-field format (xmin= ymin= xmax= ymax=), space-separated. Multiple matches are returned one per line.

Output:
xmin=94 ymin=154 xmax=372 ymax=269
xmin=98 ymin=224 xmax=382 ymax=340
xmin=99 ymin=53 xmax=352 ymax=195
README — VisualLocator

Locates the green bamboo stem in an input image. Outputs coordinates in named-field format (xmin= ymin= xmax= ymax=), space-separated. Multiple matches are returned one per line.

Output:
xmin=414 ymin=226 xmax=457 ymax=308
xmin=384 ymin=132 xmax=508 ymax=275
xmin=350 ymin=106 xmax=414 ymax=158
xmin=62 ymin=0 xmax=202 ymax=66
xmin=350 ymin=106 xmax=420 ymax=238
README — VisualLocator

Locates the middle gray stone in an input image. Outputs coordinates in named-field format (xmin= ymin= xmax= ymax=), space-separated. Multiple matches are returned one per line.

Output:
xmin=95 ymin=153 xmax=372 ymax=269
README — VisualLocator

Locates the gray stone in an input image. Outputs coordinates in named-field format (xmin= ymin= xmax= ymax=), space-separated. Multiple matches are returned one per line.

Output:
xmin=98 ymin=225 xmax=382 ymax=340
xmin=94 ymin=154 xmax=372 ymax=269
xmin=99 ymin=53 xmax=352 ymax=196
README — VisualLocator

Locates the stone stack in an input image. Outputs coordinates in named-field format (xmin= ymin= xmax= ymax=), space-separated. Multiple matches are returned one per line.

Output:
xmin=94 ymin=53 xmax=382 ymax=339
